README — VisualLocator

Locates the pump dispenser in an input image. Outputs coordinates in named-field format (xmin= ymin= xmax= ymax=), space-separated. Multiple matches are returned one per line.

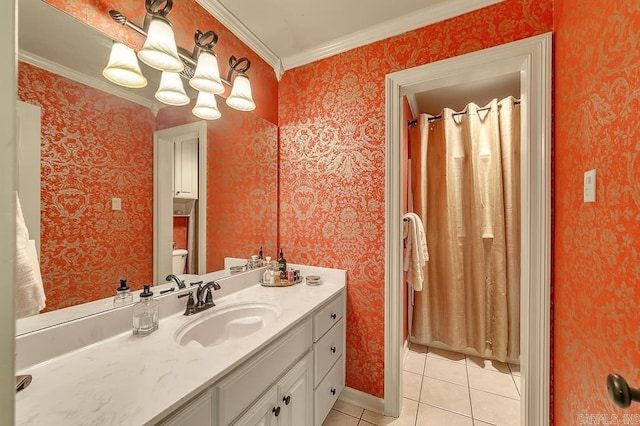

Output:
xmin=132 ymin=285 xmax=159 ymax=335
xmin=113 ymin=279 xmax=134 ymax=307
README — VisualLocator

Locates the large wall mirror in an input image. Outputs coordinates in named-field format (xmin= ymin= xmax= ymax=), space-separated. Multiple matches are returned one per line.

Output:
xmin=16 ymin=0 xmax=278 ymax=334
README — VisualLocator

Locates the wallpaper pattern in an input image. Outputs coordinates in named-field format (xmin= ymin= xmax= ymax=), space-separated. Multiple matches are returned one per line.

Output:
xmin=18 ymin=61 xmax=155 ymax=311
xmin=554 ymin=0 xmax=640 ymax=422
xmin=156 ymin=102 xmax=278 ymax=271
xmin=279 ymin=0 xmax=552 ymax=397
xmin=43 ymin=0 xmax=278 ymax=124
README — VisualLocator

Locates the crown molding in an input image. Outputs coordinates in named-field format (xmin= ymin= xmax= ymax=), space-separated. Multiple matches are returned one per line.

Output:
xmin=18 ymin=50 xmax=156 ymax=111
xmin=281 ymin=0 xmax=504 ymax=71
xmin=196 ymin=0 xmax=284 ymax=80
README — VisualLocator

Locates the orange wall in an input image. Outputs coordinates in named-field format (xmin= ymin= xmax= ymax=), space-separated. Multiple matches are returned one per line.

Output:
xmin=173 ymin=217 xmax=188 ymax=250
xmin=554 ymin=0 xmax=640 ymax=422
xmin=44 ymin=0 xmax=278 ymax=124
xmin=18 ymin=61 xmax=154 ymax=310
xmin=279 ymin=0 xmax=553 ymax=397
xmin=156 ymin=102 xmax=278 ymax=271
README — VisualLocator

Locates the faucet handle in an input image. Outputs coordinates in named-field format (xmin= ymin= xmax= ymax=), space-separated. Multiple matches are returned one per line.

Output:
xmin=190 ymin=280 xmax=203 ymax=287
xmin=177 ymin=291 xmax=196 ymax=315
xmin=205 ymin=288 xmax=215 ymax=307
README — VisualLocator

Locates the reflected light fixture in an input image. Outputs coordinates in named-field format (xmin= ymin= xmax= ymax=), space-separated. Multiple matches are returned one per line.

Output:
xmin=103 ymin=0 xmax=255 ymax=120
xmin=102 ymin=42 xmax=147 ymax=88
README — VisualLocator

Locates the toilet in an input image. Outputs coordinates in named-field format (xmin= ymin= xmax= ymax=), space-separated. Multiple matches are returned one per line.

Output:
xmin=172 ymin=249 xmax=188 ymax=275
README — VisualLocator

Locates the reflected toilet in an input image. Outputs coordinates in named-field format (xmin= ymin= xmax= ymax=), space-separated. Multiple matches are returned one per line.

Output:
xmin=172 ymin=249 xmax=188 ymax=275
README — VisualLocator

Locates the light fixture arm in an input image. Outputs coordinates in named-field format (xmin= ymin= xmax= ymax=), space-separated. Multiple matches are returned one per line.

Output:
xmin=227 ymin=56 xmax=251 ymax=82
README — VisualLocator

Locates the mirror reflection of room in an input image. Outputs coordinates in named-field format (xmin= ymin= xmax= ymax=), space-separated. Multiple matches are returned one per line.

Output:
xmin=15 ymin=0 xmax=277 ymax=328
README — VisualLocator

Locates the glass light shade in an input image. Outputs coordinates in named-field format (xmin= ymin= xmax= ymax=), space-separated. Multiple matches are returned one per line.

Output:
xmin=192 ymin=92 xmax=221 ymax=120
xmin=226 ymin=74 xmax=255 ymax=111
xmin=137 ymin=17 xmax=184 ymax=72
xmin=189 ymin=51 xmax=224 ymax=94
xmin=155 ymin=72 xmax=190 ymax=106
xmin=102 ymin=43 xmax=147 ymax=88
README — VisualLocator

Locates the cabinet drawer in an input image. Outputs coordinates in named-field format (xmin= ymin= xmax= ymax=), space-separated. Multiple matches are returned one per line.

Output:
xmin=312 ymin=291 xmax=344 ymax=342
xmin=215 ymin=318 xmax=312 ymax=425
xmin=313 ymin=318 xmax=344 ymax=387
xmin=314 ymin=356 xmax=345 ymax=426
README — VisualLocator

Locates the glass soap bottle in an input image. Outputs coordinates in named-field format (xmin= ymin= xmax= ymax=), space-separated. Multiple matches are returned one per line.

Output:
xmin=113 ymin=279 xmax=134 ymax=307
xmin=133 ymin=285 xmax=159 ymax=336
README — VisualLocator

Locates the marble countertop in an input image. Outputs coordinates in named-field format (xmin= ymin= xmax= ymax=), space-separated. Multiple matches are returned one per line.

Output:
xmin=15 ymin=275 xmax=345 ymax=425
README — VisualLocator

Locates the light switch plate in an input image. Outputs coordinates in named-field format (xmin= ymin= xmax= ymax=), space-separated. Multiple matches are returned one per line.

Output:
xmin=112 ymin=197 xmax=122 ymax=210
xmin=584 ymin=169 xmax=596 ymax=203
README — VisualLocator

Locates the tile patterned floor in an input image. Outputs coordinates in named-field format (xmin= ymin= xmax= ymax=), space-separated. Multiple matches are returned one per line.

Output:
xmin=322 ymin=344 xmax=521 ymax=426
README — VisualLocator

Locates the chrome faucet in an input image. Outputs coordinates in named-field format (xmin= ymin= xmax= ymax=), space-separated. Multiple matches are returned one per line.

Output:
xmin=165 ymin=274 xmax=186 ymax=289
xmin=195 ymin=281 xmax=222 ymax=310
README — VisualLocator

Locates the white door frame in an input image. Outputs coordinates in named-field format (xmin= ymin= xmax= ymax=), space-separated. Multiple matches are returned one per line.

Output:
xmin=153 ymin=121 xmax=208 ymax=283
xmin=384 ymin=33 xmax=552 ymax=425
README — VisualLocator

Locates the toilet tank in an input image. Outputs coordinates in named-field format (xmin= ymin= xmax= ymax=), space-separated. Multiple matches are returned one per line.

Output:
xmin=172 ymin=249 xmax=188 ymax=275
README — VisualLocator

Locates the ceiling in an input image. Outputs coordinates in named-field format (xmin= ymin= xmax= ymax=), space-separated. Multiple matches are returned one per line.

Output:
xmin=197 ymin=0 xmax=503 ymax=76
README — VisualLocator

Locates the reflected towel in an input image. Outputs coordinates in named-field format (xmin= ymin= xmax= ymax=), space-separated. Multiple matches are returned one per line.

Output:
xmin=15 ymin=193 xmax=46 ymax=318
xmin=403 ymin=212 xmax=428 ymax=291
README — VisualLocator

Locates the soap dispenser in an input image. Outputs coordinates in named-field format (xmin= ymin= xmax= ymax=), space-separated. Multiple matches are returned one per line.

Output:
xmin=113 ymin=279 xmax=134 ymax=307
xmin=133 ymin=285 xmax=159 ymax=336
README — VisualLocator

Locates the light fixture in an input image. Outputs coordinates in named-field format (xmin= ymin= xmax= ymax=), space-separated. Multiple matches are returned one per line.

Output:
xmin=104 ymin=0 xmax=255 ymax=120
xmin=155 ymin=72 xmax=190 ymax=106
xmin=192 ymin=92 xmax=221 ymax=120
xmin=138 ymin=15 xmax=183 ymax=72
xmin=102 ymin=42 xmax=148 ymax=88
xmin=226 ymin=56 xmax=256 ymax=112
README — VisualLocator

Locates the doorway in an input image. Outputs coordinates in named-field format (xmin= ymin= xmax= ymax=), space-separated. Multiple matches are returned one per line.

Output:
xmin=384 ymin=33 xmax=552 ymax=425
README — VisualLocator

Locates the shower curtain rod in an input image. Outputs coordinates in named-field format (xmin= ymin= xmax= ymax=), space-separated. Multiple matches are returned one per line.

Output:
xmin=407 ymin=100 xmax=521 ymax=126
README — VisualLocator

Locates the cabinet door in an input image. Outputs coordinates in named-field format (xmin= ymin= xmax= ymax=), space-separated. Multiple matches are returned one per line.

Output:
xmin=160 ymin=389 xmax=212 ymax=426
xmin=174 ymin=137 xmax=198 ymax=199
xmin=279 ymin=352 xmax=313 ymax=426
xmin=233 ymin=387 xmax=278 ymax=426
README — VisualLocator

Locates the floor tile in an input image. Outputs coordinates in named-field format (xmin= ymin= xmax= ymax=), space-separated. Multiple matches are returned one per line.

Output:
xmin=427 ymin=347 xmax=466 ymax=364
xmin=466 ymin=356 xmax=511 ymax=374
xmin=474 ymin=421 xmax=497 ymax=425
xmin=403 ymin=370 xmax=422 ymax=401
xmin=424 ymin=357 xmax=469 ymax=386
xmin=358 ymin=421 xmax=376 ymax=426
xmin=467 ymin=367 xmax=520 ymax=399
xmin=470 ymin=389 xmax=520 ymax=426
xmin=514 ymin=375 xmax=521 ymax=396
xmin=333 ymin=400 xmax=365 ymax=418
xmin=416 ymin=403 xmax=473 ymax=425
xmin=509 ymin=363 xmax=521 ymax=377
xmin=420 ymin=377 xmax=471 ymax=416
xmin=361 ymin=398 xmax=418 ymax=426
xmin=322 ymin=409 xmax=360 ymax=426
xmin=404 ymin=351 xmax=426 ymax=375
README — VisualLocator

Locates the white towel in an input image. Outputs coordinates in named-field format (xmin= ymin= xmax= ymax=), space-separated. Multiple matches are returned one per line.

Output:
xmin=403 ymin=212 xmax=428 ymax=291
xmin=15 ymin=192 xmax=46 ymax=318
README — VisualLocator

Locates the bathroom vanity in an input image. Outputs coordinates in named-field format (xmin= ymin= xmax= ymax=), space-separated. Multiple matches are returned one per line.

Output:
xmin=14 ymin=265 xmax=346 ymax=425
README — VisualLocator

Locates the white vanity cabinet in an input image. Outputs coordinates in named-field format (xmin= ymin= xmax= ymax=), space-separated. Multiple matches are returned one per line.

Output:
xmin=173 ymin=136 xmax=198 ymax=199
xmin=312 ymin=291 xmax=346 ymax=426
xmin=233 ymin=352 xmax=313 ymax=426
xmin=158 ymin=289 xmax=346 ymax=426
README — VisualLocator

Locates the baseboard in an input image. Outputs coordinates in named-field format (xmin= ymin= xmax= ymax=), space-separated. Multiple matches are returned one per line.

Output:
xmin=339 ymin=387 xmax=385 ymax=414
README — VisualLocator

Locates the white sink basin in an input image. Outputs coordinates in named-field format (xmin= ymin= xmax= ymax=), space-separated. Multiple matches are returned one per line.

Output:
xmin=175 ymin=302 xmax=281 ymax=348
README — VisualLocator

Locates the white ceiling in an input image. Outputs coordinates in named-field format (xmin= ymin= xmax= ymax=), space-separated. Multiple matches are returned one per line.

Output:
xmin=197 ymin=0 xmax=503 ymax=76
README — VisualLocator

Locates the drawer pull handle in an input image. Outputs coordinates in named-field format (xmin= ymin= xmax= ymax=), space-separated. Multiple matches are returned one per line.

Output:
xmin=272 ymin=406 xmax=281 ymax=417
xmin=283 ymin=395 xmax=291 ymax=405
xmin=331 ymin=313 xmax=337 ymax=320
xmin=330 ymin=388 xmax=336 ymax=395
xmin=331 ymin=346 xmax=336 ymax=353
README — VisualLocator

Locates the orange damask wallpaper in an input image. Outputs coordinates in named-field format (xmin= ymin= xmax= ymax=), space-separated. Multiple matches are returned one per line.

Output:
xmin=554 ymin=0 xmax=640 ymax=423
xmin=279 ymin=0 xmax=553 ymax=397
xmin=156 ymin=101 xmax=278 ymax=271
xmin=18 ymin=61 xmax=155 ymax=311
xmin=43 ymin=0 xmax=278 ymax=124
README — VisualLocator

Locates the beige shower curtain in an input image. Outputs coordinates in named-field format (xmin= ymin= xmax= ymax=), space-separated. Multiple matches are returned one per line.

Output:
xmin=409 ymin=97 xmax=520 ymax=362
